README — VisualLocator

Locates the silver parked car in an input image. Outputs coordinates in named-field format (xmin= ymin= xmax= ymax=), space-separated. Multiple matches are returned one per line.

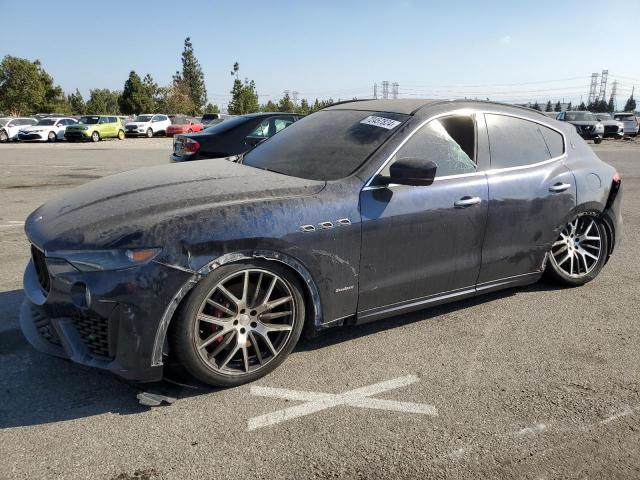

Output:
xmin=613 ymin=113 xmax=639 ymax=136
xmin=594 ymin=113 xmax=624 ymax=139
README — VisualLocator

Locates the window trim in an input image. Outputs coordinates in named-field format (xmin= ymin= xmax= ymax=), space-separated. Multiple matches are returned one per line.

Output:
xmin=362 ymin=108 xmax=567 ymax=191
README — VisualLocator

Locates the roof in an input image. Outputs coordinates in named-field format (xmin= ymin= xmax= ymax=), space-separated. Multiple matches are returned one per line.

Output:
xmin=325 ymin=99 xmax=438 ymax=115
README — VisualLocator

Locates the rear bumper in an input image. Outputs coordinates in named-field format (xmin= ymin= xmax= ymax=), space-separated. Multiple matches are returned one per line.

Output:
xmin=20 ymin=256 xmax=194 ymax=382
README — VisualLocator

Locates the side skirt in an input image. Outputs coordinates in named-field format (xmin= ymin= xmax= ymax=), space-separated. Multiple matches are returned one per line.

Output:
xmin=354 ymin=271 xmax=542 ymax=325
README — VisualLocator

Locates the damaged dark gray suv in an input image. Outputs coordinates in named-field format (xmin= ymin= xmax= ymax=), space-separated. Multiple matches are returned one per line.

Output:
xmin=21 ymin=99 xmax=623 ymax=386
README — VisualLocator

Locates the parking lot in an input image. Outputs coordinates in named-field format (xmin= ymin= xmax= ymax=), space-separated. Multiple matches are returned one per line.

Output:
xmin=0 ymin=138 xmax=638 ymax=479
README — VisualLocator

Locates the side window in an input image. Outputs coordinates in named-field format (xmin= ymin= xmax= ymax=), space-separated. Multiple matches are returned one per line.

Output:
xmin=273 ymin=117 xmax=294 ymax=134
xmin=8 ymin=120 xmax=18 ymax=127
xmin=539 ymin=124 xmax=564 ymax=158
xmin=159 ymin=115 xmax=168 ymax=122
xmin=485 ymin=114 xmax=551 ymax=169
xmin=385 ymin=115 xmax=476 ymax=178
xmin=249 ymin=120 xmax=270 ymax=138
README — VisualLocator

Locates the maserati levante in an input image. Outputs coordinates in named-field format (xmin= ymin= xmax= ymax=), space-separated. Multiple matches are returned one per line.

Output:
xmin=21 ymin=99 xmax=622 ymax=386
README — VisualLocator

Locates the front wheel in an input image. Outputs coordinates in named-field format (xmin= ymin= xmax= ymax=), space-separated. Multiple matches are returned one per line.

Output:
xmin=91 ymin=131 xmax=100 ymax=142
xmin=170 ymin=262 xmax=306 ymax=387
xmin=117 ymin=129 xmax=125 ymax=140
xmin=594 ymin=137 xmax=603 ymax=144
xmin=545 ymin=214 xmax=609 ymax=286
xmin=146 ymin=128 xmax=153 ymax=138
xmin=47 ymin=131 xmax=56 ymax=142
xmin=0 ymin=130 xmax=8 ymax=143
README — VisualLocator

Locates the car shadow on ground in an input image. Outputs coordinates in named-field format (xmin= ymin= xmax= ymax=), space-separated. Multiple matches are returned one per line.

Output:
xmin=0 ymin=280 xmax=565 ymax=428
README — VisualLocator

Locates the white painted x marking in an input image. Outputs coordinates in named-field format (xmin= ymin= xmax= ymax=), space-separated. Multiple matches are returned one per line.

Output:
xmin=248 ymin=375 xmax=437 ymax=431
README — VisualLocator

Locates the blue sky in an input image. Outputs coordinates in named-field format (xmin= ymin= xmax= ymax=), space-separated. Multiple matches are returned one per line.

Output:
xmin=1 ymin=0 xmax=638 ymax=109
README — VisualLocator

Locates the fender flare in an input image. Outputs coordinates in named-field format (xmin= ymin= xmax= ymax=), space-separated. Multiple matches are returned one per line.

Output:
xmin=151 ymin=249 xmax=323 ymax=366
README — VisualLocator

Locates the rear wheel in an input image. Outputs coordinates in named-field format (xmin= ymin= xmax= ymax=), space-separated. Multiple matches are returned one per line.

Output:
xmin=170 ymin=262 xmax=306 ymax=387
xmin=91 ymin=131 xmax=100 ymax=142
xmin=546 ymin=214 xmax=608 ymax=286
xmin=594 ymin=137 xmax=603 ymax=144
xmin=0 ymin=130 xmax=8 ymax=143
xmin=146 ymin=128 xmax=153 ymax=138
xmin=47 ymin=131 xmax=56 ymax=142
xmin=117 ymin=129 xmax=125 ymax=140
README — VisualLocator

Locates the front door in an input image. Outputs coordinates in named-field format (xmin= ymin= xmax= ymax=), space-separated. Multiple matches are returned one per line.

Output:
xmin=358 ymin=113 xmax=489 ymax=318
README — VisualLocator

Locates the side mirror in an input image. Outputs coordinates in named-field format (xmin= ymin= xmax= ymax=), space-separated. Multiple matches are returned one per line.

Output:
xmin=385 ymin=157 xmax=437 ymax=186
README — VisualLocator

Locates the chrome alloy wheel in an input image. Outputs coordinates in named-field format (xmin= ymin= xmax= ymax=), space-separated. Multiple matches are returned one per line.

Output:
xmin=194 ymin=269 xmax=296 ymax=376
xmin=550 ymin=216 xmax=602 ymax=278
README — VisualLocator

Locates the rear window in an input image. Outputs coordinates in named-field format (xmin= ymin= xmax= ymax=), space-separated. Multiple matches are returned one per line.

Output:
xmin=203 ymin=115 xmax=250 ymax=133
xmin=486 ymin=114 xmax=556 ymax=169
xmin=614 ymin=114 xmax=634 ymax=121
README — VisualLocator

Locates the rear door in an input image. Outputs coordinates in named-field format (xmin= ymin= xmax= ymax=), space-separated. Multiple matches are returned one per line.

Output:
xmin=477 ymin=113 xmax=576 ymax=286
xmin=358 ymin=113 xmax=489 ymax=318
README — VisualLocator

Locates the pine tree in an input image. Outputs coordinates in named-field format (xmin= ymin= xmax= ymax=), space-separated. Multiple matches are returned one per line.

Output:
xmin=119 ymin=71 xmax=156 ymax=114
xmin=545 ymin=100 xmax=552 ymax=112
xmin=228 ymin=74 xmax=259 ymax=115
xmin=532 ymin=101 xmax=541 ymax=111
xmin=204 ymin=103 xmax=220 ymax=114
xmin=565 ymin=102 xmax=572 ymax=112
xmin=68 ymin=89 xmax=85 ymax=115
xmin=297 ymin=98 xmax=311 ymax=115
xmin=578 ymin=102 xmax=587 ymax=111
xmin=86 ymin=89 xmax=121 ymax=114
xmin=261 ymin=100 xmax=279 ymax=112
xmin=278 ymin=92 xmax=295 ymax=112
xmin=180 ymin=37 xmax=207 ymax=113
xmin=554 ymin=101 xmax=562 ymax=112
xmin=607 ymin=95 xmax=615 ymax=113
xmin=623 ymin=95 xmax=636 ymax=112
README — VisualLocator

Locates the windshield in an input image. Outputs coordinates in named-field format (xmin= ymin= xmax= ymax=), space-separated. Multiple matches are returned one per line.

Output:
xmin=595 ymin=114 xmax=611 ymax=120
xmin=243 ymin=110 xmax=409 ymax=181
xmin=0 ymin=118 xmax=9 ymax=126
xmin=565 ymin=112 xmax=596 ymax=122
xmin=134 ymin=115 xmax=153 ymax=122
xmin=78 ymin=116 xmax=100 ymax=124
xmin=36 ymin=119 xmax=56 ymax=126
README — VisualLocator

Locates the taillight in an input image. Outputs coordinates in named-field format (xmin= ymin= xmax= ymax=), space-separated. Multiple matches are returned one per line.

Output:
xmin=184 ymin=138 xmax=200 ymax=154
xmin=606 ymin=172 xmax=621 ymax=209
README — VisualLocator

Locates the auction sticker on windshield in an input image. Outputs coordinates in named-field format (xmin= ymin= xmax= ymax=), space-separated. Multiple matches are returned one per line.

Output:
xmin=360 ymin=115 xmax=402 ymax=130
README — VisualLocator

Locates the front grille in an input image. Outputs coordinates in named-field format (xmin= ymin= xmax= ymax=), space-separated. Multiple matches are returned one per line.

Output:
xmin=604 ymin=125 xmax=618 ymax=134
xmin=32 ymin=304 xmax=61 ymax=346
xmin=71 ymin=312 xmax=111 ymax=359
xmin=31 ymin=245 xmax=51 ymax=295
xmin=125 ymin=125 xmax=137 ymax=131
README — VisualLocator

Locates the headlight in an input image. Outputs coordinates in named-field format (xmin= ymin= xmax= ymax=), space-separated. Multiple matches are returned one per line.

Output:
xmin=50 ymin=248 xmax=162 ymax=272
xmin=80 ymin=126 xmax=89 ymax=130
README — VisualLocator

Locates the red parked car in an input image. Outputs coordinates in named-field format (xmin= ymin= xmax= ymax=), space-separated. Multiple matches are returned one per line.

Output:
xmin=165 ymin=116 xmax=204 ymax=137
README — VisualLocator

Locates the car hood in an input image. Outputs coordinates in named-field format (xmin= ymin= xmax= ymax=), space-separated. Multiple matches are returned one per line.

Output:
xmin=596 ymin=119 xmax=619 ymax=126
xmin=125 ymin=122 xmax=151 ymax=127
xmin=25 ymin=159 xmax=325 ymax=252
xmin=19 ymin=125 xmax=54 ymax=132
xmin=567 ymin=120 xmax=599 ymax=126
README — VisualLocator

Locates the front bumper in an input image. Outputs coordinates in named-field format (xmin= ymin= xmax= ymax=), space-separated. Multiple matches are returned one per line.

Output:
xmin=20 ymin=254 xmax=194 ymax=382
xmin=65 ymin=130 xmax=91 ymax=140
xmin=18 ymin=132 xmax=47 ymax=141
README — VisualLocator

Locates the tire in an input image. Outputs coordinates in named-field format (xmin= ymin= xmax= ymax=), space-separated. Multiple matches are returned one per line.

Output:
xmin=146 ymin=128 xmax=153 ymax=138
xmin=0 ymin=130 xmax=8 ymax=143
xmin=545 ymin=213 xmax=609 ymax=286
xmin=117 ymin=129 xmax=125 ymax=140
xmin=594 ymin=137 xmax=602 ymax=144
xmin=47 ymin=131 xmax=56 ymax=142
xmin=187 ymin=129 xmax=193 ymax=133
xmin=91 ymin=131 xmax=100 ymax=142
xmin=170 ymin=261 xmax=306 ymax=387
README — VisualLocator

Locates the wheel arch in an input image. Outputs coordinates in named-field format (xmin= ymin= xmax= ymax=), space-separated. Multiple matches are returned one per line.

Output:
xmin=151 ymin=249 xmax=323 ymax=366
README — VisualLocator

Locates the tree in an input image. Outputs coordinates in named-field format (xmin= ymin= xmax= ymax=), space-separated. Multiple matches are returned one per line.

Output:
xmin=204 ymin=103 xmax=220 ymax=114
xmin=578 ymin=102 xmax=587 ymax=111
xmin=545 ymin=101 xmax=552 ymax=112
xmin=261 ymin=100 xmax=279 ymax=112
xmin=228 ymin=74 xmax=259 ymax=114
xmin=623 ymin=94 xmax=636 ymax=112
xmin=532 ymin=101 xmax=541 ymax=111
xmin=0 ymin=55 xmax=67 ymax=114
xmin=155 ymin=78 xmax=196 ymax=115
xmin=554 ymin=101 xmax=562 ymax=112
xmin=297 ymin=98 xmax=311 ymax=115
xmin=86 ymin=89 xmax=121 ymax=114
xmin=119 ymin=71 xmax=156 ymax=114
xmin=180 ymin=37 xmax=207 ymax=113
xmin=607 ymin=95 xmax=615 ymax=113
xmin=68 ymin=88 xmax=86 ymax=115
xmin=565 ymin=102 xmax=572 ymax=112
xmin=278 ymin=92 xmax=295 ymax=112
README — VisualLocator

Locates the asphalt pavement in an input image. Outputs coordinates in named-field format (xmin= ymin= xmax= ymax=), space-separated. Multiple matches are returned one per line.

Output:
xmin=0 ymin=137 xmax=638 ymax=479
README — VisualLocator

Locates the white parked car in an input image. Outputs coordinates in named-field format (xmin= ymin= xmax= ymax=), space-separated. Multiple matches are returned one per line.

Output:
xmin=17 ymin=117 xmax=77 ymax=142
xmin=613 ymin=112 xmax=639 ymax=136
xmin=0 ymin=117 xmax=38 ymax=142
xmin=124 ymin=114 xmax=171 ymax=137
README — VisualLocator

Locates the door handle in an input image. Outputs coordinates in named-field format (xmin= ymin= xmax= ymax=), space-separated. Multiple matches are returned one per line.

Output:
xmin=549 ymin=182 xmax=571 ymax=193
xmin=454 ymin=196 xmax=482 ymax=208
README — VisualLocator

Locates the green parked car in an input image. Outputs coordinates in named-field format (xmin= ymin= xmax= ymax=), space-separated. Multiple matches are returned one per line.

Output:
xmin=65 ymin=115 xmax=125 ymax=142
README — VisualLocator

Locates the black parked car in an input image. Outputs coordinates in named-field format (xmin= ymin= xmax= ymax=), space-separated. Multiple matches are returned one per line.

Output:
xmin=21 ymin=99 xmax=622 ymax=387
xmin=171 ymin=112 xmax=302 ymax=162
xmin=556 ymin=111 xmax=604 ymax=144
